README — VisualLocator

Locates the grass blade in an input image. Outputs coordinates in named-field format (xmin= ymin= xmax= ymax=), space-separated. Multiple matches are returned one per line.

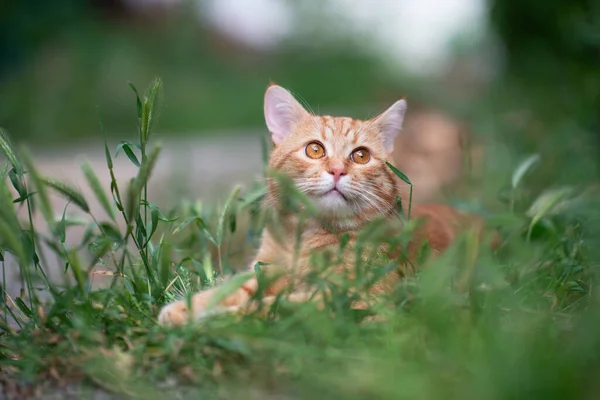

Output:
xmin=20 ymin=148 xmax=54 ymax=224
xmin=386 ymin=161 xmax=412 ymax=185
xmin=216 ymin=185 xmax=241 ymax=246
xmin=81 ymin=161 xmax=116 ymax=221
xmin=386 ymin=162 xmax=412 ymax=219
xmin=0 ymin=128 xmax=22 ymax=174
xmin=41 ymin=177 xmax=90 ymax=213
xmin=512 ymin=154 xmax=540 ymax=189
xmin=526 ymin=186 xmax=574 ymax=240
xmin=136 ymin=144 xmax=161 ymax=190
xmin=141 ymin=78 xmax=162 ymax=146
xmin=116 ymin=142 xmax=141 ymax=168
xmin=128 ymin=82 xmax=143 ymax=118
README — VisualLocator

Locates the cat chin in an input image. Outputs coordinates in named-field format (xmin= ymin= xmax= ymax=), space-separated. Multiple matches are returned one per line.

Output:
xmin=313 ymin=193 xmax=355 ymax=216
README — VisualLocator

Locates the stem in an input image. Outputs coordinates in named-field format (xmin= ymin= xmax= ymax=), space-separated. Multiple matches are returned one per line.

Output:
xmin=217 ymin=246 xmax=223 ymax=276
xmin=141 ymin=145 xmax=148 ymax=229
xmin=2 ymin=254 xmax=6 ymax=326
xmin=407 ymin=184 xmax=413 ymax=221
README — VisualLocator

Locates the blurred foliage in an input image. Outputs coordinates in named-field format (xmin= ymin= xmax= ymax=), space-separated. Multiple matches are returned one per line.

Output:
xmin=0 ymin=0 xmax=87 ymax=76
xmin=0 ymin=1 xmax=420 ymax=144
xmin=485 ymin=0 xmax=599 ymax=185
xmin=491 ymin=0 xmax=599 ymax=126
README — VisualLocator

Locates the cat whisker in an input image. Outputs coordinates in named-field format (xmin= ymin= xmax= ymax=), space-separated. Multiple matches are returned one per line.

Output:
xmin=348 ymin=184 xmax=398 ymax=218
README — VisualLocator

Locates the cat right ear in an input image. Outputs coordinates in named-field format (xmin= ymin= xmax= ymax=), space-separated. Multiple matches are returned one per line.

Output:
xmin=372 ymin=99 xmax=407 ymax=154
xmin=264 ymin=85 xmax=309 ymax=145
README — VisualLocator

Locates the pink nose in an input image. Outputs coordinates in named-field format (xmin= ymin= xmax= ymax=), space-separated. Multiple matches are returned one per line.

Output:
xmin=329 ymin=165 xmax=347 ymax=183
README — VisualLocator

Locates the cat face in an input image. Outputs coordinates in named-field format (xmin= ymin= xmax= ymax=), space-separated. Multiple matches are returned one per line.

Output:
xmin=264 ymin=85 xmax=407 ymax=224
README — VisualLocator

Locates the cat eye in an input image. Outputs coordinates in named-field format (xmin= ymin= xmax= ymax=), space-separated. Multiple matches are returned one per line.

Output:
xmin=305 ymin=141 xmax=326 ymax=159
xmin=351 ymin=148 xmax=371 ymax=164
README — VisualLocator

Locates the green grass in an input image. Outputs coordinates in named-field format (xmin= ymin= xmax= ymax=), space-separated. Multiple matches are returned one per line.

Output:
xmin=0 ymin=80 xmax=599 ymax=399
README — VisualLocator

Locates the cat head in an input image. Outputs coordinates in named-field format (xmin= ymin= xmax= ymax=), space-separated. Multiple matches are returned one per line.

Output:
xmin=264 ymin=84 xmax=407 ymax=226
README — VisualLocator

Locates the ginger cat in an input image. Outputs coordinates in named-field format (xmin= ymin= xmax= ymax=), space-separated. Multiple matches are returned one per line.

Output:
xmin=158 ymin=85 xmax=492 ymax=326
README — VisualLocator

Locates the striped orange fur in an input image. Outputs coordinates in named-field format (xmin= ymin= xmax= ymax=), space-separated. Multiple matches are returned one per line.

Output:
xmin=158 ymin=84 xmax=496 ymax=326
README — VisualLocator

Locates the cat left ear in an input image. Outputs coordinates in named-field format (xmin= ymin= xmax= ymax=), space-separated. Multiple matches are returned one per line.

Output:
xmin=372 ymin=99 xmax=407 ymax=153
xmin=264 ymin=85 xmax=310 ymax=145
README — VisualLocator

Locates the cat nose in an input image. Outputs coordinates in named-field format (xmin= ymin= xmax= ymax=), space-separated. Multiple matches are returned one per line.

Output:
xmin=328 ymin=164 xmax=347 ymax=183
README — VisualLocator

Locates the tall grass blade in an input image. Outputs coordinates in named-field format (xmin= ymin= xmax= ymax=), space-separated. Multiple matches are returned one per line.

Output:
xmin=115 ymin=142 xmax=141 ymax=167
xmin=386 ymin=162 xmax=412 ymax=220
xmin=81 ymin=161 xmax=116 ymax=221
xmin=216 ymin=185 xmax=241 ymax=246
xmin=125 ymin=178 xmax=140 ymax=231
xmin=141 ymin=78 xmax=162 ymax=146
xmin=136 ymin=144 xmax=161 ymax=190
xmin=20 ymin=148 xmax=54 ymax=224
xmin=512 ymin=154 xmax=540 ymax=189
xmin=158 ymin=237 xmax=171 ymax=288
xmin=206 ymin=270 xmax=255 ymax=308
xmin=0 ymin=128 xmax=22 ymax=174
xmin=526 ymin=186 xmax=574 ymax=239
xmin=68 ymin=248 xmax=87 ymax=295
xmin=41 ymin=177 xmax=90 ymax=213
xmin=128 ymin=82 xmax=143 ymax=118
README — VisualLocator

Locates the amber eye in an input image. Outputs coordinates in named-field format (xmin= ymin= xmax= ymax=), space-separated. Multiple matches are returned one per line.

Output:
xmin=351 ymin=148 xmax=371 ymax=164
xmin=305 ymin=141 xmax=326 ymax=159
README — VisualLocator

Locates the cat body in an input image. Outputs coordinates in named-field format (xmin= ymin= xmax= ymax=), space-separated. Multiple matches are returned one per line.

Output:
xmin=158 ymin=85 xmax=491 ymax=326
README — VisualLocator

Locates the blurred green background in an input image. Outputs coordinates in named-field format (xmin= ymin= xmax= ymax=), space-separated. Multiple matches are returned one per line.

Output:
xmin=0 ymin=0 xmax=598 ymax=182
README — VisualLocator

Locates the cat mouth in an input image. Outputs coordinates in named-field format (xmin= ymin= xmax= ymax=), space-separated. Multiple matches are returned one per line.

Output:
xmin=324 ymin=188 xmax=347 ymax=200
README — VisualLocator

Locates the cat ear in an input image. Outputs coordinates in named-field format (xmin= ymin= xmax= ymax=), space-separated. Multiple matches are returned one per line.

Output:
xmin=372 ymin=99 xmax=407 ymax=153
xmin=264 ymin=85 xmax=310 ymax=145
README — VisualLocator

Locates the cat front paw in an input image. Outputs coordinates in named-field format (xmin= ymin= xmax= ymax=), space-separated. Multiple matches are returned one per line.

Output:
xmin=158 ymin=286 xmax=253 ymax=327
xmin=158 ymin=300 xmax=191 ymax=327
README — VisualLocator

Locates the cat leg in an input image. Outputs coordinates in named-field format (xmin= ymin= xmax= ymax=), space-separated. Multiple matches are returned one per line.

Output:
xmin=158 ymin=277 xmax=258 ymax=327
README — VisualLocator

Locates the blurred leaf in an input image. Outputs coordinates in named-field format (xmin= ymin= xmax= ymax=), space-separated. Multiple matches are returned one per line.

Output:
xmin=8 ymin=168 xmax=26 ymax=198
xmin=216 ymin=185 xmax=241 ymax=246
xmin=172 ymin=216 xmax=198 ymax=235
xmin=136 ymin=144 xmax=161 ymax=189
xmin=386 ymin=162 xmax=412 ymax=219
xmin=260 ymin=135 xmax=270 ymax=177
xmin=15 ymin=297 xmax=33 ymax=319
xmin=104 ymin=140 xmax=113 ymax=169
xmin=159 ymin=237 xmax=171 ymax=288
xmin=512 ymin=154 xmax=540 ymax=189
xmin=41 ymin=177 xmax=90 ymax=213
xmin=97 ymin=222 xmax=122 ymax=243
xmin=206 ymin=270 xmax=255 ymax=309
xmin=386 ymin=162 xmax=412 ymax=185
xmin=115 ymin=142 xmax=141 ymax=167
xmin=141 ymin=78 xmax=162 ymax=146
xmin=21 ymin=148 xmax=54 ymax=224
xmin=81 ymin=161 xmax=116 ymax=221
xmin=128 ymin=82 xmax=143 ymax=119
xmin=0 ymin=128 xmax=22 ymax=174
xmin=527 ymin=187 xmax=574 ymax=220
xmin=527 ymin=187 xmax=574 ymax=239
xmin=143 ymin=201 xmax=177 ymax=245
xmin=110 ymin=181 xmax=124 ymax=212
xmin=125 ymin=178 xmax=140 ymax=229
xmin=68 ymin=248 xmax=87 ymax=294
xmin=12 ymin=191 xmax=37 ymax=204
xmin=57 ymin=201 xmax=69 ymax=244
xmin=238 ymin=185 xmax=267 ymax=209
